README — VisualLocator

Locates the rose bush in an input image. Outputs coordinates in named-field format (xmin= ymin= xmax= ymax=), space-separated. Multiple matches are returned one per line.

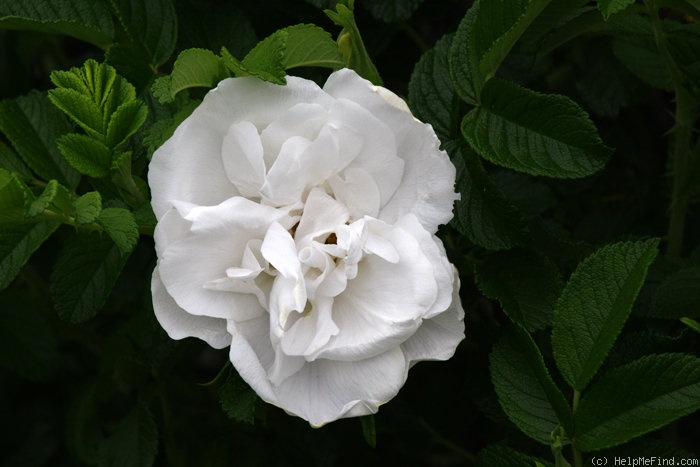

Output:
xmin=149 ymin=68 xmax=464 ymax=426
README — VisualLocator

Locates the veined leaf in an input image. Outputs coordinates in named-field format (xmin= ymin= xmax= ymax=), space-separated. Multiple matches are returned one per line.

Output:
xmin=0 ymin=0 xmax=114 ymax=48
xmin=50 ymin=234 xmax=130 ymax=323
xmin=552 ymin=239 xmax=660 ymax=390
xmin=57 ymin=133 xmax=112 ymax=178
xmin=106 ymin=100 xmax=148 ymax=149
xmin=74 ymin=192 xmax=102 ymax=224
xmin=0 ymin=140 xmax=32 ymax=179
xmin=449 ymin=0 xmax=550 ymax=101
xmin=26 ymin=179 xmax=73 ymax=219
xmin=408 ymin=34 xmax=459 ymax=143
xmin=0 ymin=221 xmax=60 ymax=290
xmin=597 ymin=0 xmax=636 ymax=19
xmin=0 ymin=168 xmax=32 ymax=224
xmin=97 ymin=207 xmax=138 ymax=256
xmin=0 ymin=92 xmax=79 ymax=188
xmin=152 ymin=48 xmax=229 ymax=103
xmin=446 ymin=141 xmax=527 ymax=250
xmin=109 ymin=0 xmax=177 ymax=67
xmin=49 ymin=60 xmax=140 ymax=146
xmin=575 ymin=353 xmax=700 ymax=451
xmin=476 ymin=250 xmax=563 ymax=331
xmin=462 ymin=78 xmax=613 ymax=179
xmin=490 ymin=325 xmax=574 ymax=444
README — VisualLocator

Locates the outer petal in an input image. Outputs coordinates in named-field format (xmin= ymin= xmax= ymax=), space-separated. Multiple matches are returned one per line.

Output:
xmin=401 ymin=268 xmax=465 ymax=362
xmin=151 ymin=268 xmax=231 ymax=349
xmin=271 ymin=347 xmax=409 ymax=427
xmin=150 ymin=76 xmax=331 ymax=219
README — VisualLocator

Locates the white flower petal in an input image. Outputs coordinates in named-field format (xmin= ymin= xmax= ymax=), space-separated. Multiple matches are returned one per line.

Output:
xmin=222 ymin=121 xmax=266 ymax=198
xmin=272 ymin=347 xmax=409 ymax=427
xmin=402 ymin=268 xmax=465 ymax=362
xmin=159 ymin=197 xmax=287 ymax=321
xmin=311 ymin=222 xmax=438 ymax=361
xmin=151 ymin=268 xmax=231 ymax=349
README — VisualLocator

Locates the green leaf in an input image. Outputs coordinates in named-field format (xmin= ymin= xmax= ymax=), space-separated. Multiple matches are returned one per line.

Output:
xmin=0 ymin=168 xmax=32 ymax=223
xmin=490 ymin=325 xmax=574 ymax=444
xmin=0 ymin=290 xmax=58 ymax=381
xmin=74 ymin=191 xmax=103 ymax=224
xmin=0 ymin=91 xmax=79 ymax=188
xmin=552 ymin=239 xmax=660 ymax=390
xmin=282 ymin=24 xmax=343 ymax=70
xmin=106 ymin=100 xmax=148 ymax=149
xmin=475 ymin=250 xmax=563 ymax=331
xmin=650 ymin=266 xmax=700 ymax=319
xmin=613 ymin=34 xmax=671 ymax=91
xmin=359 ymin=415 xmax=376 ymax=448
xmin=49 ymin=59 xmax=141 ymax=147
xmin=142 ymin=99 xmax=198 ymax=158
xmin=325 ymin=0 xmax=383 ymax=85
xmin=597 ymin=0 xmax=636 ymax=19
xmin=476 ymin=444 xmax=553 ymax=467
xmin=575 ymin=353 xmax=700 ymax=451
xmin=0 ymin=0 xmax=114 ymax=48
xmin=109 ymin=0 xmax=177 ymax=67
xmin=26 ymin=179 xmax=73 ymax=219
xmin=239 ymin=24 xmax=343 ymax=81
xmin=97 ymin=207 xmax=138 ymax=256
xmin=363 ymin=0 xmax=424 ymax=22
xmin=153 ymin=48 xmax=229 ymax=103
xmin=462 ymin=78 xmax=613 ymax=179
xmin=218 ymin=367 xmax=260 ymax=424
xmin=227 ymin=33 xmax=285 ymax=84
xmin=0 ymin=221 xmax=59 ymax=290
xmin=0 ymin=140 xmax=33 ymax=179
xmin=48 ymin=88 xmax=104 ymax=139
xmin=449 ymin=0 xmax=551 ymax=101
xmin=681 ymin=317 xmax=700 ymax=333
xmin=446 ymin=141 xmax=527 ymax=250
xmin=50 ymin=233 xmax=130 ymax=323
xmin=408 ymin=34 xmax=458 ymax=142
xmin=97 ymin=404 xmax=158 ymax=467
xmin=57 ymin=133 xmax=113 ymax=178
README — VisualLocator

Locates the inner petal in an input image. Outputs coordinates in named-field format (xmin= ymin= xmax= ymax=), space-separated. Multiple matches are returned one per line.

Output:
xmin=221 ymin=121 xmax=266 ymax=198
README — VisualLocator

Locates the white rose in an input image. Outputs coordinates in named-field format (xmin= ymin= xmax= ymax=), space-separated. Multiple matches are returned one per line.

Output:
xmin=149 ymin=68 xmax=464 ymax=426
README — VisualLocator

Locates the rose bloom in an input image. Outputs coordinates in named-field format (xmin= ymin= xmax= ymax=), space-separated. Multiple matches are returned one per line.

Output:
xmin=149 ymin=68 xmax=464 ymax=426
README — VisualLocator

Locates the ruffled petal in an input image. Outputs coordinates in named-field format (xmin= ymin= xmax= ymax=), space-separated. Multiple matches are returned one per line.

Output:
xmin=150 ymin=76 xmax=333 ymax=218
xmin=323 ymin=68 xmax=458 ymax=232
xmin=158 ymin=197 xmax=289 ymax=320
xmin=402 ymin=267 xmax=465 ymax=362
xmin=151 ymin=268 xmax=231 ymax=349
xmin=310 ymin=220 xmax=438 ymax=361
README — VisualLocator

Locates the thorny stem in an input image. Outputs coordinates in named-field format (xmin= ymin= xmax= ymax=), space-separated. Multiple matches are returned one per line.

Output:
xmin=646 ymin=0 xmax=697 ymax=256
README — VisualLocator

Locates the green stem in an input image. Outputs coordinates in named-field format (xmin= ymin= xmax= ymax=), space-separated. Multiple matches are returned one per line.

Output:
xmin=646 ymin=0 xmax=696 ymax=256
xmin=572 ymin=390 xmax=583 ymax=467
